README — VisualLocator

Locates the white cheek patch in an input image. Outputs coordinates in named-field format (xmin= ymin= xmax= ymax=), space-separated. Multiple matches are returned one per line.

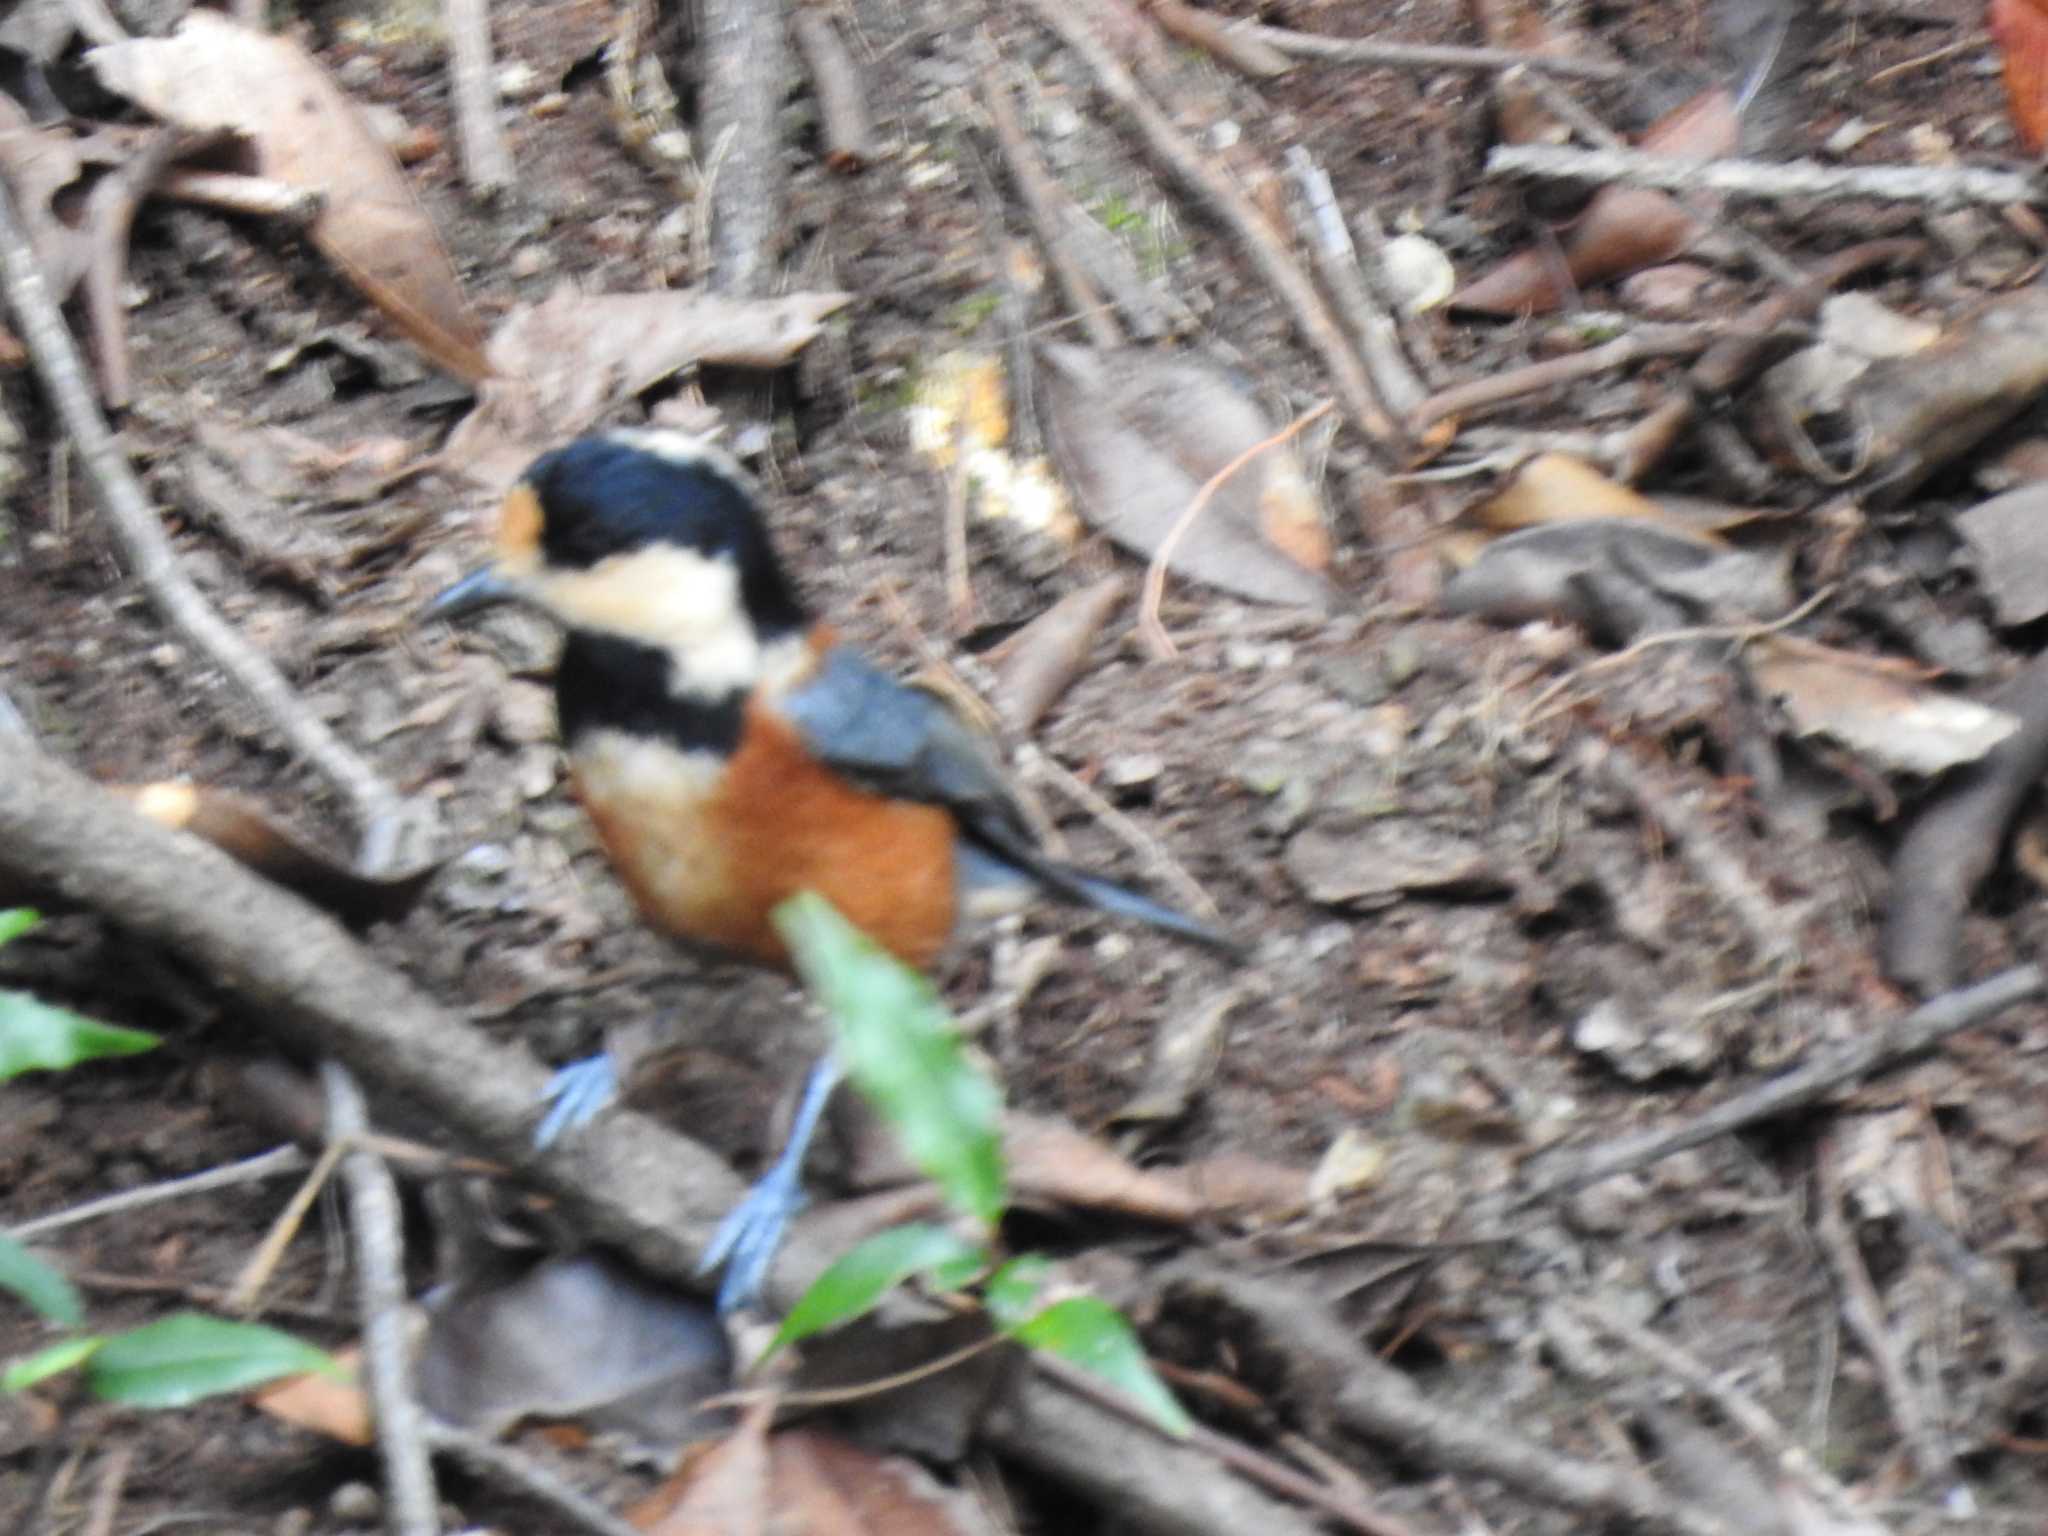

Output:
xmin=542 ymin=546 xmax=762 ymax=698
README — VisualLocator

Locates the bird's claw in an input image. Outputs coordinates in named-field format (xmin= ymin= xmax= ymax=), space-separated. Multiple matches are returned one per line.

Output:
xmin=533 ymin=1052 xmax=620 ymax=1149
xmin=700 ymin=1160 xmax=808 ymax=1314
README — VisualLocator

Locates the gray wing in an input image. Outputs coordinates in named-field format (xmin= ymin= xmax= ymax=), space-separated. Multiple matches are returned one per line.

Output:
xmin=777 ymin=647 xmax=1240 ymax=956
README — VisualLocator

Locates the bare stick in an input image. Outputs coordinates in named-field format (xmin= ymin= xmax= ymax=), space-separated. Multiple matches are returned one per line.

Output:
xmin=85 ymin=128 xmax=219 ymax=409
xmin=982 ymin=62 xmax=1123 ymax=351
xmin=0 ymin=169 xmax=414 ymax=868
xmin=157 ymin=169 xmax=323 ymax=224
xmin=325 ymin=1063 xmax=439 ymax=1536
xmin=8 ymin=1146 xmax=309 ymax=1239
xmin=444 ymin=0 xmax=514 ymax=196
xmin=1407 ymin=323 xmax=1719 ymax=441
xmin=1140 ymin=401 xmax=1333 ymax=658
xmin=421 ymin=1422 xmax=647 ymax=1536
xmin=1285 ymin=148 xmax=1425 ymax=423
xmin=1514 ymin=965 xmax=2044 ymax=1207
xmin=700 ymin=0 xmax=787 ymax=295
xmin=1815 ymin=1132 xmax=1954 ymax=1485
xmin=792 ymin=5 xmax=875 ymax=171
xmin=1145 ymin=0 xmax=1291 ymax=79
xmin=1019 ymin=0 xmax=1400 ymax=459
xmin=1243 ymin=24 xmax=1626 ymax=80
xmin=1489 ymin=143 xmax=2041 ymax=211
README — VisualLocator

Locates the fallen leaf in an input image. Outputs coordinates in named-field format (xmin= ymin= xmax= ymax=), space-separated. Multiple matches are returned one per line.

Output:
xmin=1040 ymin=343 xmax=1337 ymax=610
xmin=442 ymin=282 xmax=853 ymax=490
xmin=117 ymin=783 xmax=436 ymax=927
xmin=1451 ymin=88 xmax=1739 ymax=315
xmin=1748 ymin=634 xmax=2020 ymax=776
xmin=253 ymin=1344 xmax=371 ymax=1446
xmin=418 ymin=1252 xmax=732 ymax=1452
xmin=632 ymin=1400 xmax=773 ymax=1536
xmin=87 ymin=10 xmax=489 ymax=382
xmin=1003 ymin=1112 xmax=1203 ymax=1223
xmin=1993 ymin=0 xmax=2048 ymax=153
xmin=1954 ymin=482 xmax=2048 ymax=626
xmin=1471 ymin=453 xmax=1692 ymax=535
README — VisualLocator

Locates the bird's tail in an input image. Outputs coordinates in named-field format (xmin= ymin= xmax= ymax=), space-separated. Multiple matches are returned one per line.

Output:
xmin=1051 ymin=864 xmax=1246 ymax=958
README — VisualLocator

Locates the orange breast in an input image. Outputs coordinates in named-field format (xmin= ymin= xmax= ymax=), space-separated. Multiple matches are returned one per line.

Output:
xmin=572 ymin=707 xmax=959 ymax=972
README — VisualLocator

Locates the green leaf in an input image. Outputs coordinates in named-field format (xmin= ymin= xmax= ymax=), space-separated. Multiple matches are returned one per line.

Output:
xmin=5 ymin=1335 xmax=104 ymax=1392
xmin=0 ymin=991 xmax=159 ymax=1080
xmin=1007 ymin=1297 xmax=1192 ymax=1438
xmin=84 ymin=1314 xmax=340 ymax=1408
xmin=0 ymin=909 xmax=39 ymax=948
xmin=0 ymin=1233 xmax=83 ymax=1326
xmin=983 ymin=1254 xmax=1053 ymax=1331
xmin=769 ymin=1223 xmax=987 ymax=1356
xmin=773 ymin=893 xmax=1005 ymax=1228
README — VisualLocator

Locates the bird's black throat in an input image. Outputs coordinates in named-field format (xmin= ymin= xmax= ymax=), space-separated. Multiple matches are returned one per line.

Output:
xmin=556 ymin=630 xmax=746 ymax=756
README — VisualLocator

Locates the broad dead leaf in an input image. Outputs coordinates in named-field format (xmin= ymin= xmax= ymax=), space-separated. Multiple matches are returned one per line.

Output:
xmin=1748 ymin=635 xmax=2020 ymax=777
xmin=1471 ymin=453 xmax=1698 ymax=536
xmin=1040 ymin=343 xmax=1337 ymax=610
xmin=1954 ymin=482 xmax=2048 ymax=627
xmin=87 ymin=10 xmax=489 ymax=382
xmin=633 ymin=1423 xmax=994 ymax=1536
xmin=1003 ymin=1112 xmax=1203 ymax=1222
xmin=0 ymin=98 xmax=105 ymax=300
xmin=444 ymin=282 xmax=853 ymax=490
xmin=417 ymin=1252 xmax=732 ymax=1451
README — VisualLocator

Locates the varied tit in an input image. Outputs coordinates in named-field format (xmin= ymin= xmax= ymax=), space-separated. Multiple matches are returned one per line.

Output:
xmin=429 ymin=428 xmax=1238 ymax=1307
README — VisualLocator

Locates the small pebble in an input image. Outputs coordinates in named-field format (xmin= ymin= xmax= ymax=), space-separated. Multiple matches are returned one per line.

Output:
xmin=328 ymin=1482 xmax=380 ymax=1523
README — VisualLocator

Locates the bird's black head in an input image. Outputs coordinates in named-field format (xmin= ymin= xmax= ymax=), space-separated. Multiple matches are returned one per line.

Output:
xmin=428 ymin=429 xmax=811 ymax=653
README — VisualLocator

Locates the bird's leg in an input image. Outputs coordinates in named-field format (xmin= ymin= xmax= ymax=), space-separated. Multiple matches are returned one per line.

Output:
xmin=699 ymin=1052 xmax=844 ymax=1313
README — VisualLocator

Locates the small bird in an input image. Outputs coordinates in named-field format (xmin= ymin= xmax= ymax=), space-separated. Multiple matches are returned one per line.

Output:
xmin=430 ymin=428 xmax=1236 ymax=1307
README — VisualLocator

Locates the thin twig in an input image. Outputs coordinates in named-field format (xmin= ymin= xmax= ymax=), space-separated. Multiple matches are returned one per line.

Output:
xmin=1489 ymin=142 xmax=2041 ymax=210
xmin=85 ymin=128 xmax=220 ymax=408
xmin=223 ymin=1138 xmax=349 ymax=1315
xmin=1514 ymin=965 xmax=2044 ymax=1207
xmin=422 ymin=1421 xmax=648 ymax=1536
xmin=324 ymin=1062 xmax=440 ymax=1536
xmin=1407 ymin=324 xmax=1723 ymax=441
xmin=1019 ymin=0 xmax=1400 ymax=457
xmin=1815 ymin=1131 xmax=1954 ymax=1485
xmin=78 ymin=1443 xmax=132 ymax=1536
xmin=982 ymin=60 xmax=1123 ymax=351
xmin=7 ymin=1146 xmax=310 ymax=1239
xmin=157 ymin=169 xmax=324 ymax=225
xmin=1017 ymin=744 xmax=1222 ymax=922
xmin=444 ymin=0 xmax=514 ymax=195
xmin=1140 ymin=401 xmax=1333 ymax=658
xmin=0 ymin=169 xmax=416 ymax=870
xmin=793 ymin=5 xmax=876 ymax=170
xmin=1244 ymin=23 xmax=1626 ymax=78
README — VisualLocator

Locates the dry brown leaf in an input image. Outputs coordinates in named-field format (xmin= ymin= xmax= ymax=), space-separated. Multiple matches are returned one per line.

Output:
xmin=86 ymin=11 xmax=489 ymax=382
xmin=253 ymin=1344 xmax=371 ymax=1446
xmin=1003 ymin=1112 xmax=1203 ymax=1222
xmin=0 ymin=98 xmax=98 ymax=299
xmin=1748 ymin=635 xmax=2020 ymax=777
xmin=631 ymin=1400 xmax=775 ymax=1536
xmin=116 ymin=783 xmax=436 ymax=926
xmin=770 ymin=1430 xmax=995 ymax=1536
xmin=1451 ymin=88 xmax=1739 ymax=316
xmin=1471 ymin=453 xmax=1705 ymax=537
xmin=443 ymin=282 xmax=853 ymax=491
xmin=1040 ymin=343 xmax=1337 ymax=610
xmin=1994 ymin=0 xmax=2048 ymax=153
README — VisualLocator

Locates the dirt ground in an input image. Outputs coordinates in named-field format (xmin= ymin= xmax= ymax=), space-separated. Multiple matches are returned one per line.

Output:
xmin=9 ymin=0 xmax=2048 ymax=1531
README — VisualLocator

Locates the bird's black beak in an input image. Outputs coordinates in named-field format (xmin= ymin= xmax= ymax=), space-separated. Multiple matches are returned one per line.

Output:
xmin=423 ymin=566 xmax=518 ymax=623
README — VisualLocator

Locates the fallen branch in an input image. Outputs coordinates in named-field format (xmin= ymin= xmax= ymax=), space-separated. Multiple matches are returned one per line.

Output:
xmin=700 ymin=0 xmax=787 ymax=294
xmin=1243 ymin=23 xmax=1626 ymax=79
xmin=1513 ymin=964 xmax=2045 ymax=1206
xmin=0 ymin=169 xmax=416 ymax=869
xmin=85 ymin=127 xmax=219 ymax=408
xmin=325 ymin=1062 xmax=440 ymax=1536
xmin=444 ymin=0 xmax=515 ymax=196
xmin=157 ymin=168 xmax=324 ymax=224
xmin=1488 ymin=143 xmax=2041 ymax=210
xmin=793 ymin=4 xmax=876 ymax=171
xmin=0 ymin=739 xmax=1322 ymax=1536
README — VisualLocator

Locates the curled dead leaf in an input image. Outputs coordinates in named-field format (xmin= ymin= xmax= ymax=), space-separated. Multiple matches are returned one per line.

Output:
xmin=1040 ymin=344 xmax=1337 ymax=610
xmin=87 ymin=11 xmax=489 ymax=382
